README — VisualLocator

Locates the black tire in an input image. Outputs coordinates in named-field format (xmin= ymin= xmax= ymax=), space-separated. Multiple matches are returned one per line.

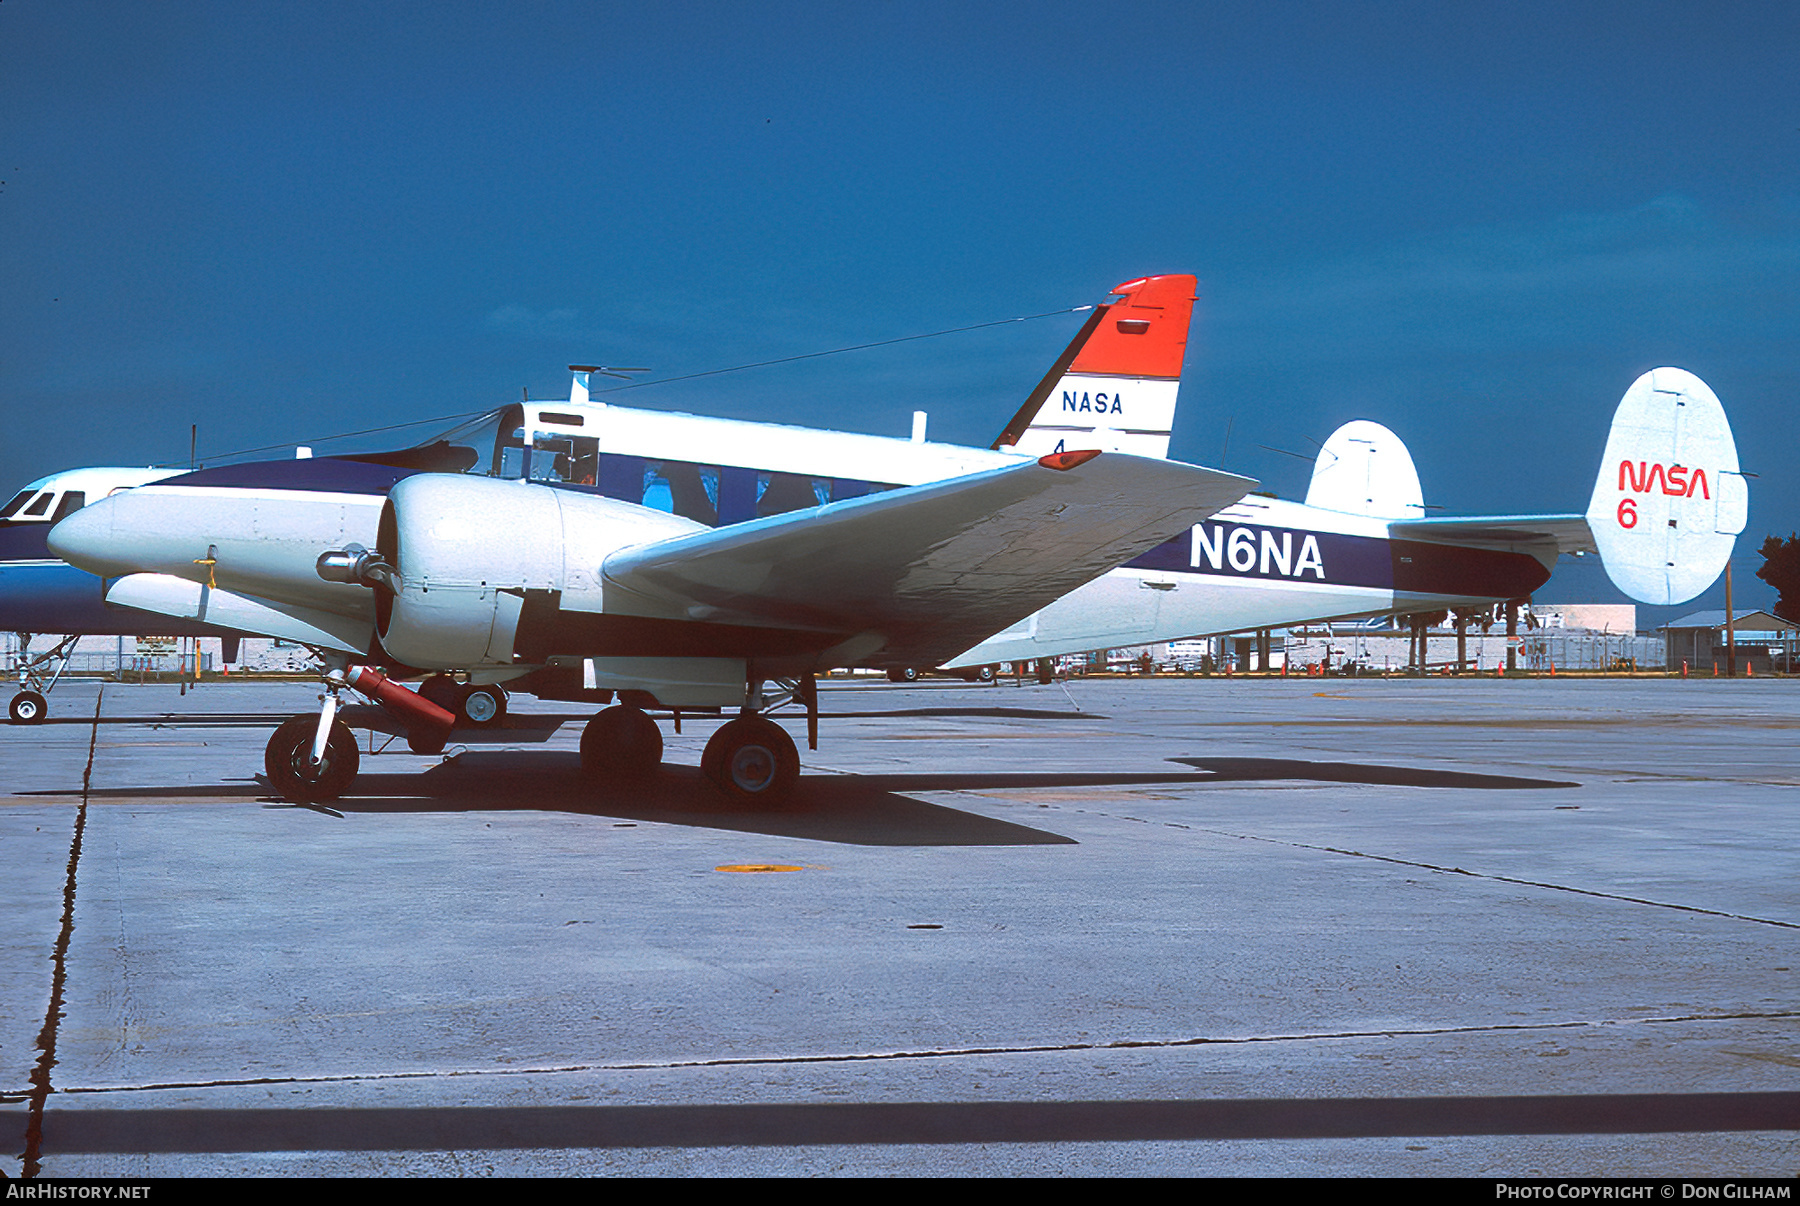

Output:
xmin=9 ymin=691 xmax=47 ymax=724
xmin=460 ymin=684 xmax=507 ymax=727
xmin=703 ymin=716 xmax=800 ymax=804
xmin=264 ymin=715 xmax=360 ymax=803
xmin=580 ymin=706 xmax=663 ymax=780
xmin=418 ymin=675 xmax=460 ymax=712
xmin=975 ymin=664 xmax=996 ymax=682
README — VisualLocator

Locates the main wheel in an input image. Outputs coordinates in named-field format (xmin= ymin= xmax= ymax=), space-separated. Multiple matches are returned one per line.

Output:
xmin=460 ymin=684 xmax=507 ymax=727
xmin=418 ymin=675 xmax=461 ymax=712
xmin=264 ymin=715 xmax=360 ymax=803
xmin=580 ymin=705 xmax=663 ymax=780
xmin=886 ymin=667 xmax=921 ymax=683
xmin=702 ymin=716 xmax=800 ymax=804
xmin=9 ymin=691 xmax=47 ymax=724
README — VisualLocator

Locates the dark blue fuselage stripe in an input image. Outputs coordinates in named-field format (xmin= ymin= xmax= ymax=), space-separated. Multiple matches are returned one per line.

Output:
xmin=1127 ymin=521 xmax=1550 ymax=599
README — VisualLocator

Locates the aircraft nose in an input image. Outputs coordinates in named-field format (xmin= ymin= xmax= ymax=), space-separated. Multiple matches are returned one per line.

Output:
xmin=46 ymin=495 xmax=126 ymax=576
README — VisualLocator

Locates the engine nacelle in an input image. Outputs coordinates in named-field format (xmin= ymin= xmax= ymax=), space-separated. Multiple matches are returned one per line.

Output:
xmin=372 ymin=475 xmax=703 ymax=670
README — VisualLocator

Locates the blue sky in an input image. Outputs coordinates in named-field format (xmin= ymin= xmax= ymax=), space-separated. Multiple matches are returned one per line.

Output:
xmin=3 ymin=1 xmax=1795 ymax=621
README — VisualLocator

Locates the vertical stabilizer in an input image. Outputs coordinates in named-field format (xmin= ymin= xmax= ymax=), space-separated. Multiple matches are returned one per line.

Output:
xmin=992 ymin=274 xmax=1196 ymax=459
xmin=1303 ymin=420 xmax=1426 ymax=519
xmin=1586 ymin=367 xmax=1746 ymax=606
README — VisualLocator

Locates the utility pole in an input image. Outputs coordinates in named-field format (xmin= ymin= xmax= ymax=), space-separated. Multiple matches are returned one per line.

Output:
xmin=1725 ymin=561 xmax=1737 ymax=678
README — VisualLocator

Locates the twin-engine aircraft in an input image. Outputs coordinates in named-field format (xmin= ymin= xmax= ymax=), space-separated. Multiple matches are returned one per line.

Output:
xmin=3 ymin=274 xmax=1197 ymax=725
xmin=17 ymin=266 xmax=1747 ymax=808
xmin=46 ymin=277 xmax=1254 ymax=803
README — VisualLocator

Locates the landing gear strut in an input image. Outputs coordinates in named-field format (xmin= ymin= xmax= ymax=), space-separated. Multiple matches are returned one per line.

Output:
xmin=263 ymin=663 xmax=455 ymax=803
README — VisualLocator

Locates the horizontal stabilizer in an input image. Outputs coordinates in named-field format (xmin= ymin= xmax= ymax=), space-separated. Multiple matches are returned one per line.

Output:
xmin=603 ymin=453 xmax=1255 ymax=668
xmin=105 ymin=573 xmax=372 ymax=655
xmin=1388 ymin=514 xmax=1595 ymax=570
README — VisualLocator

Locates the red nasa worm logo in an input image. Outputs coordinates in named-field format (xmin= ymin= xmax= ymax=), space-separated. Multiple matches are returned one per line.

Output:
xmin=1614 ymin=460 xmax=1710 ymax=529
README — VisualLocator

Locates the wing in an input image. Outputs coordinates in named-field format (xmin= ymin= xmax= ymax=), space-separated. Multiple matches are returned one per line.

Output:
xmin=596 ymin=452 xmax=1254 ymax=668
xmin=1387 ymin=514 xmax=1595 ymax=570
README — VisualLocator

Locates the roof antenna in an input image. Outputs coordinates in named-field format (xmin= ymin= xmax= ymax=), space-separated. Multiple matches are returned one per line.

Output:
xmin=569 ymin=364 xmax=649 ymax=407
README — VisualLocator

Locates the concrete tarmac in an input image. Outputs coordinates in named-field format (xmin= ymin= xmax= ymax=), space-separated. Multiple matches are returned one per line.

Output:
xmin=2 ymin=675 xmax=1797 ymax=1177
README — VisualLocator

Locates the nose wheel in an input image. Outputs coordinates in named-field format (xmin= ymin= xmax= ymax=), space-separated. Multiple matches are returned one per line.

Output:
xmin=580 ymin=705 xmax=663 ymax=781
xmin=9 ymin=691 xmax=47 ymax=724
xmin=265 ymin=715 xmax=360 ymax=802
xmin=702 ymin=716 xmax=800 ymax=803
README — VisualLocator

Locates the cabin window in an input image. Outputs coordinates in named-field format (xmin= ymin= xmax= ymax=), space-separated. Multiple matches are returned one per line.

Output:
xmin=21 ymin=492 xmax=54 ymax=518
xmin=756 ymin=473 xmax=829 ymax=518
xmin=517 ymin=433 xmax=601 ymax=484
xmin=640 ymin=464 xmax=673 ymax=513
xmin=0 ymin=490 xmax=36 ymax=519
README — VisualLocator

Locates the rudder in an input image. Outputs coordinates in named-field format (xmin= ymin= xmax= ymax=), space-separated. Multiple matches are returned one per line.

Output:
xmin=992 ymin=274 xmax=1196 ymax=459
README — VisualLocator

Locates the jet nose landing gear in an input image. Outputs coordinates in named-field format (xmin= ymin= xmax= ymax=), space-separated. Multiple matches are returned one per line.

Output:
xmin=9 ymin=690 xmax=47 ymax=724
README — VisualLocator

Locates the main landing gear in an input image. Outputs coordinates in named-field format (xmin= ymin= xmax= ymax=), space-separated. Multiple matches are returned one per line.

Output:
xmin=578 ymin=703 xmax=802 ymax=803
xmin=702 ymin=715 xmax=800 ymax=802
xmin=580 ymin=704 xmax=663 ymax=780
xmin=575 ymin=677 xmax=812 ymax=806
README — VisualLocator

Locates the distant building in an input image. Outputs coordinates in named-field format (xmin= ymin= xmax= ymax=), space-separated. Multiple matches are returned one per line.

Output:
xmin=1659 ymin=610 xmax=1796 ymax=675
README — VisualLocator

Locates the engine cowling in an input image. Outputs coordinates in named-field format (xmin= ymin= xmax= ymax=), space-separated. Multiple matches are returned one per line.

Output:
xmin=371 ymin=475 xmax=702 ymax=670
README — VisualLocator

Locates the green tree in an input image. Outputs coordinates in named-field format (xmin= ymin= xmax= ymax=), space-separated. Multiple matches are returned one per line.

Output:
xmin=1755 ymin=534 xmax=1800 ymax=625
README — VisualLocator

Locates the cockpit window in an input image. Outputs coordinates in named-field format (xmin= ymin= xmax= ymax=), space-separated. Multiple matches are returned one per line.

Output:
xmin=0 ymin=489 xmax=36 ymax=519
xmin=49 ymin=491 xmax=86 ymax=524
xmin=21 ymin=492 xmax=54 ymax=518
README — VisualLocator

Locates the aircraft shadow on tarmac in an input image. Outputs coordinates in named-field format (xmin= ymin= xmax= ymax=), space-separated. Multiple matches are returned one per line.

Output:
xmin=294 ymin=754 xmax=1085 ymax=848
xmin=32 ymin=750 xmax=1574 ymax=848
xmin=1169 ymin=757 xmax=1579 ymax=791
